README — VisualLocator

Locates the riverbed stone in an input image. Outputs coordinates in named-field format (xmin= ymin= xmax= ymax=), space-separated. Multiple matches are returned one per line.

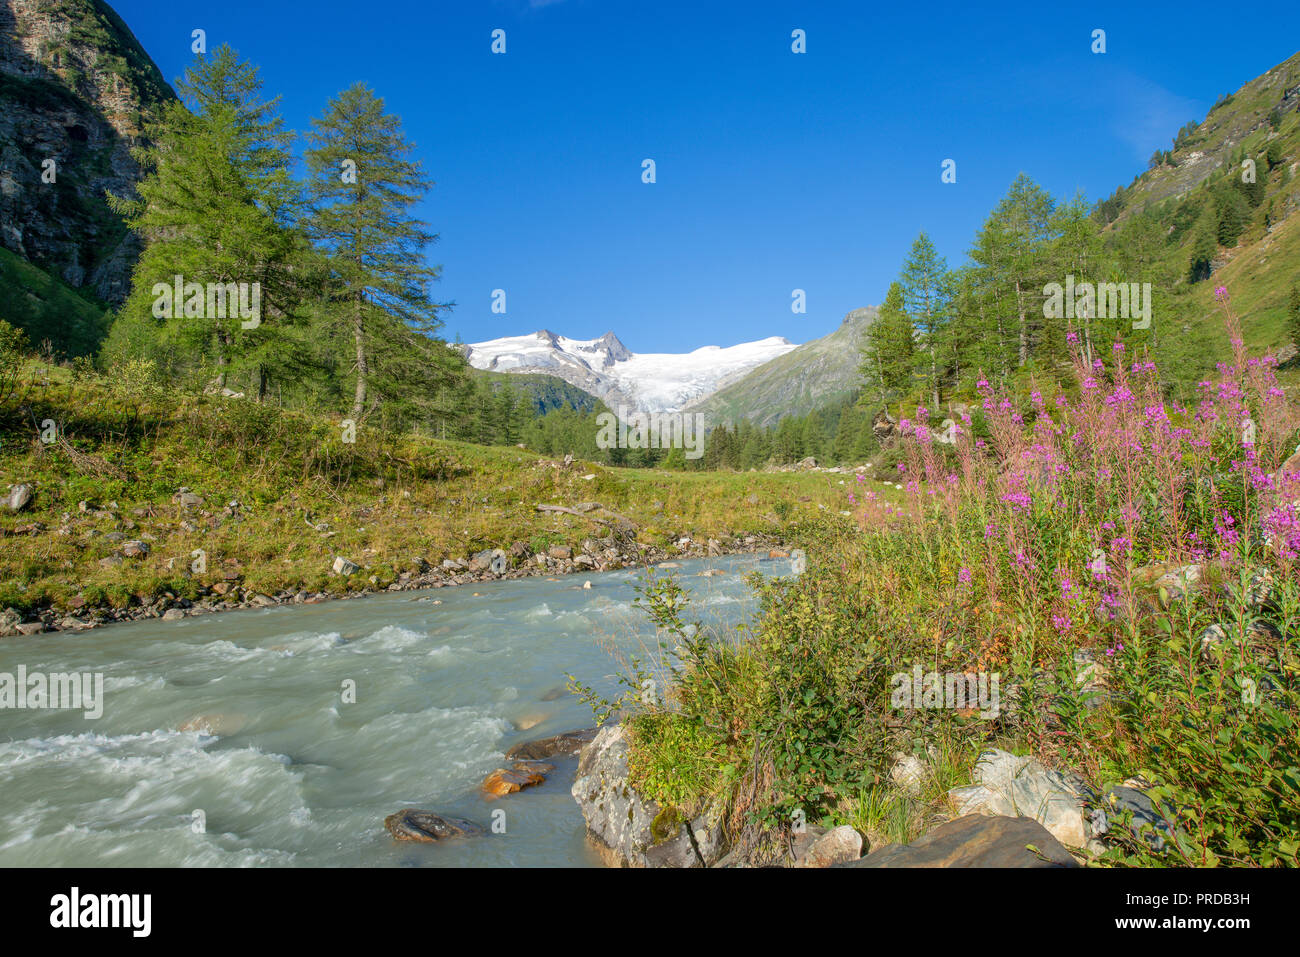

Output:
xmin=844 ymin=814 xmax=1078 ymax=867
xmin=384 ymin=809 xmax=486 ymax=842
xmin=483 ymin=761 xmax=554 ymax=797
xmin=505 ymin=727 xmax=597 ymax=761
xmin=947 ymin=748 xmax=1089 ymax=849
xmin=571 ymin=723 xmax=726 ymax=867
xmin=332 ymin=556 xmax=361 ymax=576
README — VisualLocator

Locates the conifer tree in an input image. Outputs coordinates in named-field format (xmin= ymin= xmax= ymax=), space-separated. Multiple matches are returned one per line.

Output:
xmin=305 ymin=82 xmax=462 ymax=425
xmin=108 ymin=45 xmax=302 ymax=395
xmin=899 ymin=231 xmax=951 ymax=408
xmin=862 ymin=282 xmax=914 ymax=399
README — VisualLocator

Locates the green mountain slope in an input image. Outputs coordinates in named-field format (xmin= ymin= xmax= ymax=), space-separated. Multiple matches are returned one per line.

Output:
xmin=0 ymin=246 xmax=111 ymax=353
xmin=683 ymin=307 xmax=877 ymax=429
xmin=1099 ymin=51 xmax=1300 ymax=381
xmin=472 ymin=368 xmax=605 ymax=415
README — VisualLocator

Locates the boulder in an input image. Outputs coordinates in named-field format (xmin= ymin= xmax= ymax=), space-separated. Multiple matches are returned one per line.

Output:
xmin=7 ymin=484 xmax=33 ymax=512
xmin=571 ymin=723 xmax=726 ymax=867
xmin=1092 ymin=785 xmax=1176 ymax=852
xmin=332 ymin=556 xmax=361 ymax=576
xmin=384 ymin=809 xmax=485 ymax=842
xmin=121 ymin=540 xmax=150 ymax=558
xmin=482 ymin=761 xmax=554 ymax=797
xmin=172 ymin=489 xmax=204 ymax=508
xmin=890 ymin=753 xmax=927 ymax=796
xmin=844 ymin=814 xmax=1078 ymax=867
xmin=792 ymin=824 xmax=864 ymax=867
xmin=469 ymin=548 xmax=507 ymax=574
xmin=946 ymin=748 xmax=1089 ymax=849
xmin=505 ymin=727 xmax=597 ymax=761
xmin=547 ymin=545 xmax=573 ymax=560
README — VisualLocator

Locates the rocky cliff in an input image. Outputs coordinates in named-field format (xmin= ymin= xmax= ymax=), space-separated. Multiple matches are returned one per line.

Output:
xmin=0 ymin=0 xmax=173 ymax=309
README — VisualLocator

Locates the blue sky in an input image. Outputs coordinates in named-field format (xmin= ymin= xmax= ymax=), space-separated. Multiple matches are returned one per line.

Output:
xmin=109 ymin=0 xmax=1300 ymax=352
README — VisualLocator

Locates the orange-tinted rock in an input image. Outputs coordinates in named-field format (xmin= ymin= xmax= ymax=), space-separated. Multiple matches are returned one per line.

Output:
xmin=482 ymin=761 xmax=554 ymax=797
xmin=768 ymin=549 xmax=790 ymax=558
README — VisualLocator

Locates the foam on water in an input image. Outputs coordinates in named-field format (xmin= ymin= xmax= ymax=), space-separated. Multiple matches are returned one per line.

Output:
xmin=0 ymin=554 xmax=768 ymax=866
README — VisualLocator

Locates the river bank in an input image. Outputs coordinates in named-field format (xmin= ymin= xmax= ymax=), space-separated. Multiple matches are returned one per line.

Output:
xmin=0 ymin=531 xmax=794 ymax=637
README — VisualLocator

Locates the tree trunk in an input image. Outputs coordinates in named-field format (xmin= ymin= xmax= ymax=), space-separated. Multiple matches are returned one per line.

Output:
xmin=351 ymin=297 xmax=367 ymax=420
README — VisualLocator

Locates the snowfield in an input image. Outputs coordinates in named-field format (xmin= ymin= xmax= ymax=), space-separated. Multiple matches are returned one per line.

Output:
xmin=463 ymin=329 xmax=797 ymax=412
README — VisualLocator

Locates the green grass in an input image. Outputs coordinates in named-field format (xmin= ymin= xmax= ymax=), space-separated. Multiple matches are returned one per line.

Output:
xmin=0 ymin=359 xmax=881 ymax=618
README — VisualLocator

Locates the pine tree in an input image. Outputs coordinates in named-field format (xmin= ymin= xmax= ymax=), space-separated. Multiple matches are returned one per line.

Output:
xmin=305 ymin=82 xmax=461 ymax=425
xmin=862 ymin=282 xmax=914 ymax=399
xmin=1188 ymin=202 xmax=1218 ymax=282
xmin=899 ymin=231 xmax=951 ymax=408
xmin=108 ymin=45 xmax=302 ymax=395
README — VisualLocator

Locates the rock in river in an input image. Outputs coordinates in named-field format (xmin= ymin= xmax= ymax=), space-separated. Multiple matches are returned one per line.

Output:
xmin=384 ymin=809 xmax=485 ymax=842
xmin=483 ymin=761 xmax=554 ymax=797
xmin=505 ymin=727 xmax=597 ymax=761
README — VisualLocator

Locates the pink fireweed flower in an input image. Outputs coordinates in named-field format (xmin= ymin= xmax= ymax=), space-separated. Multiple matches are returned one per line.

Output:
xmin=1214 ymin=286 xmax=1229 ymax=302
xmin=958 ymin=567 xmax=972 ymax=585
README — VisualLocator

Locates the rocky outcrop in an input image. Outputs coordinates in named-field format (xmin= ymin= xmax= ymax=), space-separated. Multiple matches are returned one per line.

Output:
xmin=571 ymin=723 xmax=726 ymax=867
xmin=844 ymin=814 xmax=1078 ymax=868
xmin=0 ymin=0 xmax=174 ymax=309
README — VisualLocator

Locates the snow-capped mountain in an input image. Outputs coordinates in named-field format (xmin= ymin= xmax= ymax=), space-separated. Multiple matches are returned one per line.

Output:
xmin=462 ymin=330 xmax=798 ymax=413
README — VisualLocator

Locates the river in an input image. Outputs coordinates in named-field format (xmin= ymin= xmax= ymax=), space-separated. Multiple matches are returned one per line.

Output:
xmin=0 ymin=553 xmax=786 ymax=867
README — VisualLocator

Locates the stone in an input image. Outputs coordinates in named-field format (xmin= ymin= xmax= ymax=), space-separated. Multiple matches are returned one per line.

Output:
xmin=844 ymin=814 xmax=1078 ymax=867
xmin=15 ymin=622 xmax=46 ymax=635
xmin=890 ymin=753 xmax=927 ymax=796
xmin=332 ymin=556 xmax=361 ymax=576
xmin=468 ymin=548 xmax=507 ymax=573
xmin=172 ymin=489 xmax=204 ymax=508
xmin=483 ymin=761 xmax=554 ymax=797
xmin=0 ymin=608 xmax=21 ymax=637
xmin=571 ymin=723 xmax=726 ymax=867
xmin=794 ymin=824 xmax=864 ymax=867
xmin=1198 ymin=623 xmax=1233 ymax=657
xmin=179 ymin=713 xmax=247 ymax=735
xmin=768 ymin=548 xmax=790 ymax=559
xmin=947 ymin=748 xmax=1089 ymax=849
xmin=505 ymin=727 xmax=597 ymax=761
xmin=121 ymin=540 xmax=150 ymax=558
xmin=7 ymin=484 xmax=33 ymax=512
xmin=1092 ymin=785 xmax=1176 ymax=852
xmin=547 ymin=545 xmax=573 ymax=560
xmin=384 ymin=809 xmax=485 ymax=842
xmin=161 ymin=608 xmax=186 ymax=621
